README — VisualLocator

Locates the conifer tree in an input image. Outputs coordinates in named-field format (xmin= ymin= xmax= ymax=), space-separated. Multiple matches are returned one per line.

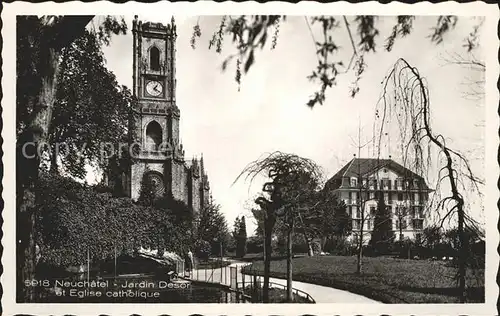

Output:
xmin=369 ymin=192 xmax=394 ymax=254
xmin=238 ymin=216 xmax=248 ymax=257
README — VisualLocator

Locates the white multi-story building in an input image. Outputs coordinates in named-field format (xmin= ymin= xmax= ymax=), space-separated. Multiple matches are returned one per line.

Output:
xmin=324 ymin=157 xmax=434 ymax=243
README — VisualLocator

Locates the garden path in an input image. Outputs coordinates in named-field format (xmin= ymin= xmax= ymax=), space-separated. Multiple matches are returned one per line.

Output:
xmin=190 ymin=260 xmax=381 ymax=303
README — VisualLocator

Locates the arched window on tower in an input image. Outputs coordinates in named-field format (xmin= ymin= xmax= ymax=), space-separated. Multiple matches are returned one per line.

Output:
xmin=145 ymin=121 xmax=162 ymax=150
xmin=150 ymin=46 xmax=160 ymax=71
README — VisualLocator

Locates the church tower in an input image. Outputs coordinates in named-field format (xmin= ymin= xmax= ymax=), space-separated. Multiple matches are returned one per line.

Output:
xmin=128 ymin=16 xmax=184 ymax=200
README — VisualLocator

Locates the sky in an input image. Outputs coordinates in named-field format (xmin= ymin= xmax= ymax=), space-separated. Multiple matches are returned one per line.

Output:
xmin=91 ymin=15 xmax=485 ymax=235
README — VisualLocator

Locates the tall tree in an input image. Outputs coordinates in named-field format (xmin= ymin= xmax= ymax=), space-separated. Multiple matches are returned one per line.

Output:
xmin=394 ymin=205 xmax=410 ymax=242
xmin=196 ymin=201 xmax=230 ymax=256
xmin=233 ymin=216 xmax=248 ymax=258
xmin=375 ymin=58 xmax=483 ymax=302
xmin=232 ymin=216 xmax=241 ymax=256
xmin=238 ymin=216 xmax=248 ymax=257
xmin=235 ymin=151 xmax=322 ymax=303
xmin=16 ymin=15 xmax=126 ymax=302
xmin=369 ymin=192 xmax=394 ymax=254
xmin=48 ymin=30 xmax=132 ymax=177
xmin=331 ymin=199 xmax=352 ymax=239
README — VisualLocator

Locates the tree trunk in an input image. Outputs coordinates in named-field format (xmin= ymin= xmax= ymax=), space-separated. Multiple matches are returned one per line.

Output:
xmin=50 ymin=144 xmax=59 ymax=173
xmin=296 ymin=210 xmax=314 ymax=257
xmin=307 ymin=243 xmax=314 ymax=257
xmin=399 ymin=218 xmax=403 ymax=241
xmin=17 ymin=46 xmax=61 ymax=302
xmin=262 ymin=215 xmax=275 ymax=303
xmin=457 ymin=203 xmax=467 ymax=303
xmin=16 ymin=15 xmax=93 ymax=302
xmin=286 ymin=215 xmax=293 ymax=302
xmin=356 ymin=179 xmax=364 ymax=274
xmin=356 ymin=232 xmax=363 ymax=274
xmin=356 ymin=203 xmax=364 ymax=274
xmin=320 ymin=236 xmax=327 ymax=253
xmin=399 ymin=58 xmax=470 ymax=304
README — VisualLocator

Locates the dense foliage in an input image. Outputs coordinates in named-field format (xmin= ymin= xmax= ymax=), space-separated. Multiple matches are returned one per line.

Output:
xmin=369 ymin=193 xmax=395 ymax=253
xmin=36 ymin=173 xmax=195 ymax=267
xmin=195 ymin=201 xmax=231 ymax=257
xmin=233 ymin=216 xmax=248 ymax=258
xmin=48 ymin=30 xmax=133 ymax=177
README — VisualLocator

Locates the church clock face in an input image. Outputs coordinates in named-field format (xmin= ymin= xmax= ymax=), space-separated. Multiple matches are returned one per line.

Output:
xmin=146 ymin=80 xmax=163 ymax=97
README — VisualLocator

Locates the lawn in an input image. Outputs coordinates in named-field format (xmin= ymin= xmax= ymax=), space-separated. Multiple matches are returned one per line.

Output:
xmin=241 ymin=255 xmax=484 ymax=303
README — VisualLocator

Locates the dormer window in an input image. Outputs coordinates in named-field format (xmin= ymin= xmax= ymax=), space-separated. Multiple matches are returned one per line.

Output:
xmin=350 ymin=178 xmax=358 ymax=187
xmin=150 ymin=46 xmax=160 ymax=71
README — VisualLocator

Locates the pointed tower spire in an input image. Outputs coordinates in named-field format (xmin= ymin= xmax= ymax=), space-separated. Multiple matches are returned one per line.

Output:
xmin=200 ymin=153 xmax=205 ymax=176
xmin=171 ymin=16 xmax=176 ymax=33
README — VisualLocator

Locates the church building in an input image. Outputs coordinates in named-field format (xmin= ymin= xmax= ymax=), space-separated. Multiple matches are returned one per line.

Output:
xmin=116 ymin=16 xmax=210 ymax=214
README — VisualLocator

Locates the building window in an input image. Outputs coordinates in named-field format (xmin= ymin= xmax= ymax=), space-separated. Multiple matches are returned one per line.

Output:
xmin=416 ymin=233 xmax=422 ymax=244
xmin=348 ymin=206 xmax=352 ymax=218
xmin=369 ymin=192 xmax=375 ymax=200
xmin=412 ymin=219 xmax=423 ymax=230
xmin=150 ymin=46 xmax=160 ymax=71
xmin=353 ymin=219 xmax=360 ymax=230
xmin=367 ymin=219 xmax=372 ymax=230
xmin=369 ymin=206 xmax=376 ymax=217
xmin=356 ymin=208 xmax=361 ymax=219
xmin=397 ymin=193 xmax=403 ymax=201
xmin=145 ymin=120 xmax=162 ymax=150
xmin=384 ymin=192 xmax=389 ymax=202
xmin=382 ymin=178 xmax=391 ymax=189
xmin=396 ymin=179 xmax=403 ymax=190
xmin=350 ymin=178 xmax=358 ymax=187
xmin=396 ymin=220 xmax=399 ymax=229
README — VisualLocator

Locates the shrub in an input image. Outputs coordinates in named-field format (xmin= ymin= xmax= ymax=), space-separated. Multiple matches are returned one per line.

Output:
xmin=246 ymin=236 xmax=264 ymax=254
xmin=36 ymin=172 xmax=195 ymax=268
xmin=323 ymin=236 xmax=356 ymax=256
xmin=195 ymin=240 xmax=211 ymax=262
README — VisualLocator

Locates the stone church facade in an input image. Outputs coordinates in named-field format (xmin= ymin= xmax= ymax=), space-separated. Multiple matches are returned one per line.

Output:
xmin=116 ymin=17 xmax=210 ymax=214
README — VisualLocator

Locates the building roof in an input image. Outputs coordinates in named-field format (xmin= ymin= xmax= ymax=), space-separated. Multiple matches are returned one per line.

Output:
xmin=326 ymin=158 xmax=430 ymax=190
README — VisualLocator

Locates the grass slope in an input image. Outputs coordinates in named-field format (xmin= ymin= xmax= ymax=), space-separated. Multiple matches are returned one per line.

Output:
xmin=242 ymin=256 xmax=484 ymax=303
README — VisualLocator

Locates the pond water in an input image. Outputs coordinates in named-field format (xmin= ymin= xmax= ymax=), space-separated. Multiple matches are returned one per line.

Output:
xmin=36 ymin=275 xmax=231 ymax=303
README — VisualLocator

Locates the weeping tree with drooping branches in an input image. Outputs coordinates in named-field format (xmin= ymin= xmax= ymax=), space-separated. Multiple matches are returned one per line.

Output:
xmin=233 ymin=151 xmax=323 ymax=303
xmin=374 ymin=58 xmax=484 ymax=303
